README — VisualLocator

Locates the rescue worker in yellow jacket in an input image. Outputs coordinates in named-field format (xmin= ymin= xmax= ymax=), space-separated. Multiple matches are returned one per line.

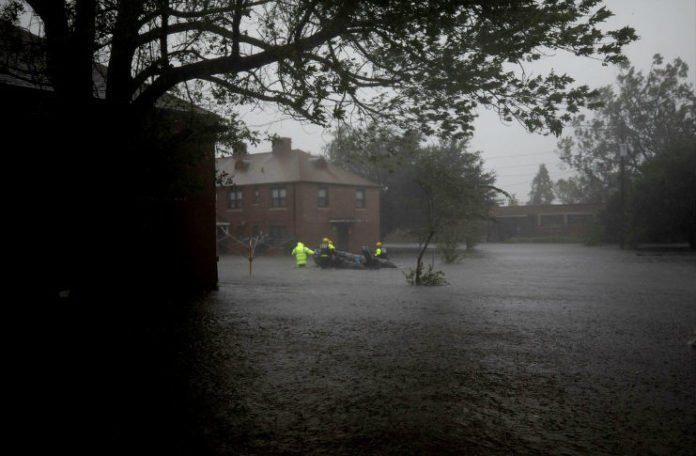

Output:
xmin=317 ymin=237 xmax=335 ymax=268
xmin=291 ymin=241 xmax=314 ymax=267
xmin=374 ymin=241 xmax=388 ymax=259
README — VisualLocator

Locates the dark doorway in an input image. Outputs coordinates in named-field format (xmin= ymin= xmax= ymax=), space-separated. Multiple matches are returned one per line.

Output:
xmin=334 ymin=223 xmax=350 ymax=251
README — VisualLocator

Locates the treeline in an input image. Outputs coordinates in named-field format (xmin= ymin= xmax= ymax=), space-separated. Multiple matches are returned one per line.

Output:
xmin=537 ymin=56 xmax=695 ymax=247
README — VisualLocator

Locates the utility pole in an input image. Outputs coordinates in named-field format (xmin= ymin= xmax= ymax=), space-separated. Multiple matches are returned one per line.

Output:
xmin=618 ymin=143 xmax=628 ymax=249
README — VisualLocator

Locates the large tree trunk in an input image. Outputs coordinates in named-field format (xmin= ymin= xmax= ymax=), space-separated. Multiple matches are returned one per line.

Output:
xmin=106 ymin=1 xmax=144 ymax=103
xmin=8 ymin=87 xmax=218 ymax=453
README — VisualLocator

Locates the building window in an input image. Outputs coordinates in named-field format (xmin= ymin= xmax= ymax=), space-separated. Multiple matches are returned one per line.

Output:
xmin=318 ymin=186 xmax=329 ymax=207
xmin=271 ymin=186 xmax=287 ymax=207
xmin=253 ymin=187 xmax=260 ymax=204
xmin=540 ymin=214 xmax=563 ymax=226
xmin=567 ymin=214 xmax=592 ymax=225
xmin=228 ymin=189 xmax=242 ymax=209
xmin=355 ymin=189 xmax=365 ymax=208
xmin=269 ymin=225 xmax=288 ymax=242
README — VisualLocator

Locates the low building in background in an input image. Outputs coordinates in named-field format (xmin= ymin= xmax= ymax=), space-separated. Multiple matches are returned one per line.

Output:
xmin=487 ymin=204 xmax=602 ymax=241
xmin=216 ymin=138 xmax=381 ymax=254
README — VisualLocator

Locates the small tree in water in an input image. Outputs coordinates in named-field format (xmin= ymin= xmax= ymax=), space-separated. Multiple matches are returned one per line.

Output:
xmin=404 ymin=258 xmax=448 ymax=286
xmin=325 ymin=126 xmax=505 ymax=281
xmin=405 ymin=141 xmax=503 ymax=284
xmin=436 ymin=220 xmax=483 ymax=263
xmin=437 ymin=225 xmax=467 ymax=264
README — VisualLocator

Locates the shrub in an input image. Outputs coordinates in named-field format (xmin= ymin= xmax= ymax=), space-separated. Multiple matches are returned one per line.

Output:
xmin=404 ymin=263 xmax=448 ymax=286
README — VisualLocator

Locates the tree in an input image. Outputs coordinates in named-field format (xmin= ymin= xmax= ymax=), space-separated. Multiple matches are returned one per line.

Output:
xmin=557 ymin=55 xmax=696 ymax=244
xmin=3 ymin=2 xmax=639 ymax=284
xmin=528 ymin=163 xmax=554 ymax=204
xmin=410 ymin=141 xmax=500 ymax=281
xmin=325 ymin=126 xmax=502 ymax=278
xmin=628 ymin=140 xmax=696 ymax=248
xmin=325 ymin=123 xmax=428 ymax=238
xmin=557 ymin=55 xmax=696 ymax=201
xmin=324 ymin=122 xmax=420 ymax=187
xmin=325 ymin=125 xmax=499 ymax=248
xmin=506 ymin=193 xmax=520 ymax=206
xmin=415 ymin=141 xmax=498 ymax=240
xmin=4 ymin=1 xmax=636 ymax=140
xmin=553 ymin=175 xmax=601 ymax=204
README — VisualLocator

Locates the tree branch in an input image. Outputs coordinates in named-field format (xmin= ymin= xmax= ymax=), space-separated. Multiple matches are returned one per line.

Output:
xmin=133 ymin=22 xmax=345 ymax=108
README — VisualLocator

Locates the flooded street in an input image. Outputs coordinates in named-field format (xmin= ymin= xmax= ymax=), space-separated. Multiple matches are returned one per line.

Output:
xmin=179 ymin=244 xmax=696 ymax=455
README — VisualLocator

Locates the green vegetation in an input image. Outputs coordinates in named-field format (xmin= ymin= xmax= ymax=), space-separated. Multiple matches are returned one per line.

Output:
xmin=557 ymin=55 xmax=696 ymax=247
xmin=404 ymin=263 xmax=448 ymax=287
xmin=627 ymin=141 xmax=696 ymax=247
xmin=326 ymin=125 xmax=503 ymax=283
xmin=528 ymin=164 xmax=555 ymax=205
xmin=8 ymin=1 xmax=635 ymax=144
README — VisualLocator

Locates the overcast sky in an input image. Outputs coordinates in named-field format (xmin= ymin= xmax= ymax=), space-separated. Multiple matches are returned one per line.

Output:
xmin=243 ymin=0 xmax=696 ymax=202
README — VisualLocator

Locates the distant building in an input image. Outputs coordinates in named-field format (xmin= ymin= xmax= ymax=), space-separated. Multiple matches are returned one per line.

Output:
xmin=216 ymin=138 xmax=381 ymax=253
xmin=487 ymin=204 xmax=602 ymax=241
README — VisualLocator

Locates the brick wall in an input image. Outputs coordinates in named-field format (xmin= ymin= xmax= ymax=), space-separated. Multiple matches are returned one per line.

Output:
xmin=5 ymin=84 xmax=220 ymax=296
xmin=487 ymin=204 xmax=602 ymax=241
xmin=217 ymin=182 xmax=380 ymax=253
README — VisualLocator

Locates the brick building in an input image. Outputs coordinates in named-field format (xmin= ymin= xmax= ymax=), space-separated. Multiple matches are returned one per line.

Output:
xmin=487 ymin=204 xmax=602 ymax=241
xmin=2 ymin=22 xmax=220 ymax=293
xmin=216 ymin=138 xmax=381 ymax=253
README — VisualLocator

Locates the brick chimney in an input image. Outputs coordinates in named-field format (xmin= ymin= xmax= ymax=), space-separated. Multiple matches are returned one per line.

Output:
xmin=271 ymin=137 xmax=292 ymax=154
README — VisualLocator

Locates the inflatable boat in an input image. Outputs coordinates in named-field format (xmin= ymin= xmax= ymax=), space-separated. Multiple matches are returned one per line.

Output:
xmin=312 ymin=247 xmax=397 ymax=269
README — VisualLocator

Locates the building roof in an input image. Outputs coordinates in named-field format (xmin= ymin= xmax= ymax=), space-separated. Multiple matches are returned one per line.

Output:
xmin=491 ymin=203 xmax=602 ymax=217
xmin=0 ymin=21 xmax=50 ymax=88
xmin=216 ymin=146 xmax=380 ymax=188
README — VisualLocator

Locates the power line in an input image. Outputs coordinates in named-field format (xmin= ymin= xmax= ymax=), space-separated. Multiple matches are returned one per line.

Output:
xmin=496 ymin=168 xmax=575 ymax=179
xmin=483 ymin=150 xmax=559 ymax=160
xmin=492 ymin=162 xmax=553 ymax=171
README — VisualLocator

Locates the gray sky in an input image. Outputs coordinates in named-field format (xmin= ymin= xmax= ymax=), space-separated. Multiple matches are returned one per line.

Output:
xmin=244 ymin=0 xmax=696 ymax=202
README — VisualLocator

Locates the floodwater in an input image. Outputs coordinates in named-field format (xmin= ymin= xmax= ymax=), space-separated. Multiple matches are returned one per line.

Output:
xmin=177 ymin=244 xmax=696 ymax=455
